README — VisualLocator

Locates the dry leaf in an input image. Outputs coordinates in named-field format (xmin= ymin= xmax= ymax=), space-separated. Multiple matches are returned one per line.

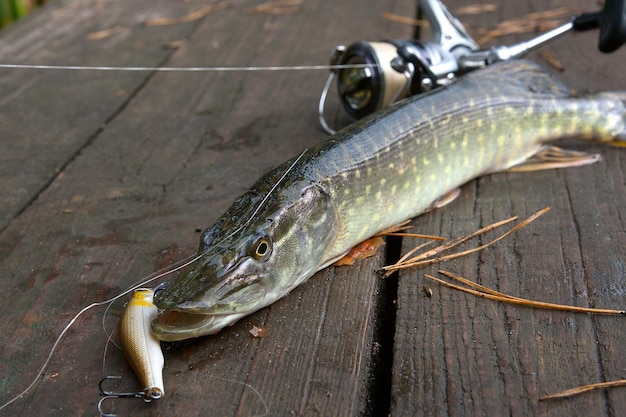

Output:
xmin=249 ymin=325 xmax=267 ymax=338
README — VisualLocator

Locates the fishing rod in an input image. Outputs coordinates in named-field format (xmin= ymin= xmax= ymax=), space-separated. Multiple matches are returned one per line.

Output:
xmin=318 ymin=0 xmax=626 ymax=134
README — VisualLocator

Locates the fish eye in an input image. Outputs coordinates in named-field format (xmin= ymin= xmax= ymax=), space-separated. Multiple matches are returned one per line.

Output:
xmin=249 ymin=235 xmax=272 ymax=261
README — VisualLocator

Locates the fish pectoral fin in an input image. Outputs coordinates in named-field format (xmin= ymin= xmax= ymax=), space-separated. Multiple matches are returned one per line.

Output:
xmin=333 ymin=236 xmax=386 ymax=267
xmin=426 ymin=188 xmax=461 ymax=212
xmin=507 ymin=145 xmax=601 ymax=173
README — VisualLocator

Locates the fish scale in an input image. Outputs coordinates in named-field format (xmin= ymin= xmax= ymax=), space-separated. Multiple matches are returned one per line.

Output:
xmin=312 ymin=74 xmax=610 ymax=256
xmin=152 ymin=60 xmax=626 ymax=341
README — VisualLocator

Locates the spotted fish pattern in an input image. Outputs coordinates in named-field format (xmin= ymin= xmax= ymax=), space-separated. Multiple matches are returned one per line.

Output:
xmin=152 ymin=60 xmax=626 ymax=341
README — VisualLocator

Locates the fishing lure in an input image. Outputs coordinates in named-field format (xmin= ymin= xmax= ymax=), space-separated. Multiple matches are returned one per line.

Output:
xmin=117 ymin=288 xmax=165 ymax=402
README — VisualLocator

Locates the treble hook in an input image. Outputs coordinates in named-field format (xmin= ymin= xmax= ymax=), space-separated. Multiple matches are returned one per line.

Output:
xmin=97 ymin=376 xmax=147 ymax=417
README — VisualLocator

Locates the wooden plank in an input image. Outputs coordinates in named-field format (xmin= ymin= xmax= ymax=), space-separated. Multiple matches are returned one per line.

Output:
xmin=390 ymin=1 xmax=626 ymax=416
xmin=0 ymin=0 xmax=414 ymax=416
xmin=0 ymin=0 xmax=212 ymax=230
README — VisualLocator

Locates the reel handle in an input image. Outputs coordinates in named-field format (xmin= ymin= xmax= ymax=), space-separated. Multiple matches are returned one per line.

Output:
xmin=573 ymin=0 xmax=626 ymax=53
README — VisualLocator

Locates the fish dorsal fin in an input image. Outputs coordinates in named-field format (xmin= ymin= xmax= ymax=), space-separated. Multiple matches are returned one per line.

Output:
xmin=507 ymin=145 xmax=601 ymax=172
xmin=466 ymin=60 xmax=571 ymax=99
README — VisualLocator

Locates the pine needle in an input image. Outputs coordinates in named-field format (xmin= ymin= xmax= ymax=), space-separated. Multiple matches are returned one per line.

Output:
xmin=87 ymin=26 xmax=124 ymax=41
xmin=455 ymin=3 xmax=497 ymax=16
xmin=382 ymin=3 xmax=497 ymax=27
xmin=380 ymin=12 xmax=429 ymax=27
xmin=477 ymin=6 xmax=574 ymax=44
xmin=430 ymin=270 xmax=625 ymax=315
xmin=382 ymin=207 xmax=550 ymax=275
xmin=540 ymin=379 xmax=626 ymax=401
xmin=245 ymin=0 xmax=302 ymax=14
xmin=377 ymin=219 xmax=446 ymax=241
xmin=145 ymin=1 xmax=229 ymax=26
xmin=383 ymin=206 xmax=625 ymax=402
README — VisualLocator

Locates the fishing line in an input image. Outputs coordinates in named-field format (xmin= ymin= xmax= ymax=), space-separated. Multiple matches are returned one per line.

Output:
xmin=0 ymin=63 xmax=376 ymax=72
xmin=101 ymin=301 xmax=120 ymax=351
xmin=0 ymin=251 xmax=203 ymax=412
xmin=0 ymin=52 xmax=365 ymax=415
xmin=210 ymin=375 xmax=269 ymax=417
xmin=98 ymin=257 xmax=195 ymax=382
xmin=90 ymin=149 xmax=307 ymax=413
xmin=100 ymin=321 xmax=120 ymax=391
xmin=0 ymin=81 xmax=310 ymax=413
xmin=211 ymin=148 xmax=309 ymax=249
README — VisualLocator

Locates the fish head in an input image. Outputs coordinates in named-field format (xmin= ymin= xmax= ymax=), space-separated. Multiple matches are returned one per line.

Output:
xmin=157 ymin=233 xmax=273 ymax=311
xmin=152 ymin=181 xmax=337 ymax=341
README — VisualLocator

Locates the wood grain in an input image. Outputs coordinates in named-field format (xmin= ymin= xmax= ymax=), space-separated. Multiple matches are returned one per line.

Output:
xmin=1 ymin=0 xmax=625 ymax=416
xmin=0 ymin=0 xmax=412 ymax=416
xmin=390 ymin=1 xmax=626 ymax=416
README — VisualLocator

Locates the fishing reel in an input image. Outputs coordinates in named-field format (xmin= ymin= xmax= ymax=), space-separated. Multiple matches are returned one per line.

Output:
xmin=318 ymin=0 xmax=477 ymax=134
xmin=323 ymin=40 xmax=460 ymax=120
xmin=318 ymin=0 xmax=626 ymax=134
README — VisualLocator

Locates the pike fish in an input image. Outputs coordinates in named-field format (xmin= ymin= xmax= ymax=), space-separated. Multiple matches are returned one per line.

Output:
xmin=151 ymin=60 xmax=626 ymax=341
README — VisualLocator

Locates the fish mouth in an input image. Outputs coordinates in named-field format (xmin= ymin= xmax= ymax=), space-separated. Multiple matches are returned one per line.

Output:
xmin=151 ymin=309 xmax=248 ymax=342
xmin=151 ymin=310 xmax=218 ymax=342
xmin=153 ymin=274 xmax=268 ymax=315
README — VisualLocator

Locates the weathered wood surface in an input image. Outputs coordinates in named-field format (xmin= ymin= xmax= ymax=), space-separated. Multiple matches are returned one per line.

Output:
xmin=389 ymin=1 xmax=626 ymax=416
xmin=0 ymin=0 xmax=412 ymax=416
xmin=0 ymin=0 xmax=625 ymax=416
